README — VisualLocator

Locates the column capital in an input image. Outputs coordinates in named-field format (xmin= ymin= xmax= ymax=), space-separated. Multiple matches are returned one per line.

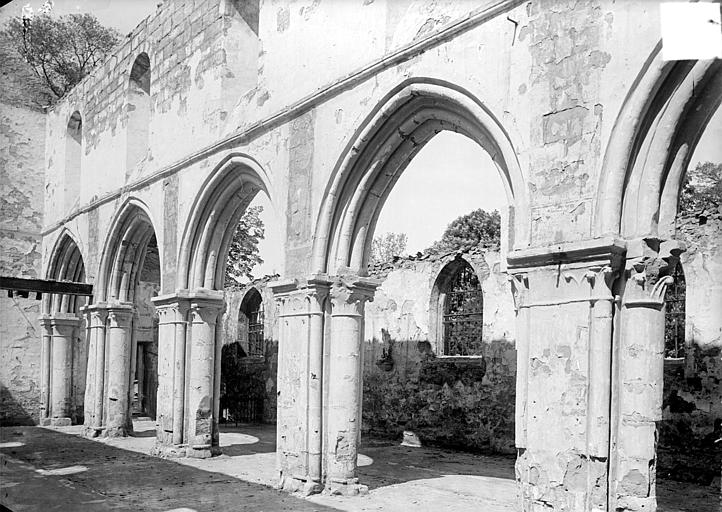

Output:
xmin=329 ymin=275 xmax=379 ymax=317
xmin=152 ymin=293 xmax=191 ymax=324
xmin=106 ymin=303 xmax=134 ymax=328
xmin=184 ymin=288 xmax=225 ymax=325
xmin=270 ymin=274 xmax=334 ymax=315
xmin=623 ymin=237 xmax=684 ymax=309
xmin=81 ymin=303 xmax=109 ymax=325
xmin=507 ymin=236 xmax=626 ymax=271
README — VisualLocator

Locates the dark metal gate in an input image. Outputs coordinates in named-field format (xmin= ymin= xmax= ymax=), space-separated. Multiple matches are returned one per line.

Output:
xmin=443 ymin=263 xmax=484 ymax=356
xmin=664 ymin=263 xmax=686 ymax=358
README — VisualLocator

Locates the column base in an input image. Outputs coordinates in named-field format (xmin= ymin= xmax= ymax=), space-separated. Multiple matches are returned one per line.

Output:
xmin=278 ymin=475 xmax=323 ymax=496
xmin=82 ymin=425 xmax=105 ymax=438
xmin=185 ymin=444 xmax=221 ymax=459
xmin=323 ymin=477 xmax=368 ymax=496
xmin=151 ymin=442 xmax=188 ymax=458
xmin=103 ymin=425 xmax=132 ymax=438
xmin=39 ymin=417 xmax=72 ymax=427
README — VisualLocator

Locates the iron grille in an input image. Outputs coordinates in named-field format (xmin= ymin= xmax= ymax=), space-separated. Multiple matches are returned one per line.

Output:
xmin=664 ymin=263 xmax=686 ymax=358
xmin=247 ymin=304 xmax=264 ymax=358
xmin=443 ymin=263 xmax=484 ymax=356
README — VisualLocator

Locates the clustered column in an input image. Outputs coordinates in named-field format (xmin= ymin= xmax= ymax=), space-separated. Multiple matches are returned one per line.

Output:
xmin=270 ymin=276 xmax=330 ymax=495
xmin=81 ymin=302 xmax=134 ymax=437
xmin=151 ymin=290 xmax=224 ymax=458
xmin=38 ymin=313 xmax=81 ymax=426
xmin=508 ymin=239 xmax=623 ymax=512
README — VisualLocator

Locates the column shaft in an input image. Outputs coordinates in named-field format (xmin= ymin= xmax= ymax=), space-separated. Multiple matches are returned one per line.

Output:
xmin=49 ymin=316 xmax=80 ymax=425
xmin=105 ymin=305 xmax=134 ymax=437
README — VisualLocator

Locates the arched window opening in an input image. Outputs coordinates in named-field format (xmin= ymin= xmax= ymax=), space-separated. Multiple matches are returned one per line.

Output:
xmin=239 ymin=288 xmax=264 ymax=358
xmin=442 ymin=261 xmax=484 ymax=356
xmin=126 ymin=53 xmax=151 ymax=177
xmin=664 ymin=262 xmax=686 ymax=359
xmin=64 ymin=111 xmax=82 ymax=213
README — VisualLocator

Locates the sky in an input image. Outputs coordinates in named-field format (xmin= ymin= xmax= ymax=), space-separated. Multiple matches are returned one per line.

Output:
xmin=2 ymin=0 xmax=720 ymax=274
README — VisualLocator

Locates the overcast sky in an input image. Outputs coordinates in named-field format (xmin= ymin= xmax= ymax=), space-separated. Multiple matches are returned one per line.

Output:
xmin=2 ymin=0 xmax=720 ymax=271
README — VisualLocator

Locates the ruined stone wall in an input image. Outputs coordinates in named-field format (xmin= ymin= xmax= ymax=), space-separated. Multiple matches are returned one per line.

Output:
xmin=362 ymin=250 xmax=517 ymax=453
xmin=658 ymin=211 xmax=722 ymax=485
xmin=0 ymin=76 xmax=47 ymax=424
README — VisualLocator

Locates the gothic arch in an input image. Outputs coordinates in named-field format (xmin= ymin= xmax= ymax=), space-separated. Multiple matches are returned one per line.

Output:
xmin=44 ymin=229 xmax=87 ymax=314
xmin=177 ymin=154 xmax=272 ymax=291
xmin=311 ymin=78 xmax=529 ymax=275
xmin=596 ymin=48 xmax=722 ymax=238
xmin=96 ymin=198 xmax=160 ymax=303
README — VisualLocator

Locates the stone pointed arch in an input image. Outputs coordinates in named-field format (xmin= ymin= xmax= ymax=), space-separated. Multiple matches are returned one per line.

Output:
xmin=96 ymin=197 xmax=161 ymax=303
xmin=595 ymin=47 xmax=722 ymax=239
xmin=177 ymin=154 xmax=272 ymax=291
xmin=310 ymin=78 xmax=529 ymax=275
xmin=44 ymin=228 xmax=87 ymax=314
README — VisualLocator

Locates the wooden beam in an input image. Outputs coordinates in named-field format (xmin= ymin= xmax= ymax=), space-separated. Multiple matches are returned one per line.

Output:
xmin=0 ymin=276 xmax=93 ymax=297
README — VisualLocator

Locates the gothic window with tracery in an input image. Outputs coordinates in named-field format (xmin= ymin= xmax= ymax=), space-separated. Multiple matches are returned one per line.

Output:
xmin=239 ymin=288 xmax=264 ymax=358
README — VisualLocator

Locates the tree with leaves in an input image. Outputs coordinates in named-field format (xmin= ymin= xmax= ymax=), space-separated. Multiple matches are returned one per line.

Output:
xmin=371 ymin=232 xmax=408 ymax=265
xmin=429 ymin=208 xmax=501 ymax=252
xmin=1 ymin=12 xmax=120 ymax=100
xmin=678 ymin=161 xmax=722 ymax=216
xmin=225 ymin=206 xmax=265 ymax=286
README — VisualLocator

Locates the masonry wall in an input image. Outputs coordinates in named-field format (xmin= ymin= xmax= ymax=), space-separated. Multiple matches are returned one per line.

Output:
xmin=362 ymin=250 xmax=517 ymax=453
xmin=0 ymin=66 xmax=47 ymax=424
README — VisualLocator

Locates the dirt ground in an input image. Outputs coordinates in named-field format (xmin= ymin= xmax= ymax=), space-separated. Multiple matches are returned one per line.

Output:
xmin=0 ymin=420 xmax=718 ymax=511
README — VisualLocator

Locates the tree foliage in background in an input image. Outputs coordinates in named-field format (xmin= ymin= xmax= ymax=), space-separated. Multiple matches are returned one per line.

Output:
xmin=429 ymin=208 xmax=501 ymax=252
xmin=1 ymin=13 xmax=120 ymax=100
xmin=225 ymin=206 xmax=265 ymax=286
xmin=678 ymin=161 xmax=722 ymax=215
xmin=371 ymin=232 xmax=408 ymax=265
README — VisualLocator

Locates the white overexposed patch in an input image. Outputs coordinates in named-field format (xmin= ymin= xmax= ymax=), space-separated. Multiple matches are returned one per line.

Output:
xmin=0 ymin=442 xmax=25 ymax=448
xmin=357 ymin=453 xmax=374 ymax=467
xmin=36 ymin=465 xmax=88 ymax=476
xmin=661 ymin=2 xmax=722 ymax=61
xmin=219 ymin=432 xmax=260 ymax=447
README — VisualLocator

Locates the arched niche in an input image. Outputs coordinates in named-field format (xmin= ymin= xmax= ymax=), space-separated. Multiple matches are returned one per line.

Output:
xmin=126 ymin=52 xmax=151 ymax=177
xmin=65 ymin=111 xmax=82 ymax=214
xmin=311 ymin=79 xmax=528 ymax=276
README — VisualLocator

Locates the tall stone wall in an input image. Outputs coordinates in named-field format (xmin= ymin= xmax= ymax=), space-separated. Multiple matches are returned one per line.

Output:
xmin=363 ymin=250 xmax=518 ymax=453
xmin=0 ymin=44 xmax=48 ymax=424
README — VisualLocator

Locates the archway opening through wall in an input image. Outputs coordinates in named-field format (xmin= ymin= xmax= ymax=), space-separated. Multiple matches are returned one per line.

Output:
xmin=337 ymin=123 xmax=518 ymax=487
xmin=41 ymin=233 xmax=88 ymax=426
xmin=655 ymin=102 xmax=722 ymax=507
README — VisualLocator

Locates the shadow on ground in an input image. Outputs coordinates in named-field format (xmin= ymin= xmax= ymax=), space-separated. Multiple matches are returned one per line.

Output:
xmin=0 ymin=426 xmax=338 ymax=512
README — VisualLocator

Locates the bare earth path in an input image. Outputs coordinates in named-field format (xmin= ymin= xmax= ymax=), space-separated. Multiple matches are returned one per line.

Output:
xmin=1 ymin=420 xmax=718 ymax=511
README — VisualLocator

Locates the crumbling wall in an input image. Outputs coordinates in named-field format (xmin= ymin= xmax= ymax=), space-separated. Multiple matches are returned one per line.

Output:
xmin=362 ymin=250 xmax=517 ymax=453
xmin=0 ymin=83 xmax=47 ymax=424
xmin=659 ymin=211 xmax=722 ymax=485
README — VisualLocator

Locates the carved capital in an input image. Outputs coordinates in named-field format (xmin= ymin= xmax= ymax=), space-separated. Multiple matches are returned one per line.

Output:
xmin=152 ymin=294 xmax=190 ymax=324
xmin=584 ymin=266 xmax=617 ymax=303
xmin=107 ymin=305 xmax=134 ymax=329
xmin=623 ymin=238 xmax=684 ymax=309
xmin=81 ymin=303 xmax=109 ymax=328
xmin=270 ymin=275 xmax=333 ymax=316
xmin=329 ymin=275 xmax=378 ymax=317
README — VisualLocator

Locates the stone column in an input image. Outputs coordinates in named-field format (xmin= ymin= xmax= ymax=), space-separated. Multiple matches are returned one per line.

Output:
xmin=270 ymin=276 xmax=331 ymax=495
xmin=81 ymin=304 xmax=108 ymax=436
xmin=324 ymin=276 xmax=377 ymax=495
xmin=152 ymin=294 xmax=190 ymax=455
xmin=38 ymin=317 xmax=52 ymax=422
xmin=105 ymin=303 xmax=134 ymax=437
xmin=508 ymin=238 xmax=624 ymax=512
xmin=610 ymin=239 xmax=681 ymax=512
xmin=48 ymin=314 xmax=81 ymax=426
xmin=185 ymin=290 xmax=224 ymax=458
